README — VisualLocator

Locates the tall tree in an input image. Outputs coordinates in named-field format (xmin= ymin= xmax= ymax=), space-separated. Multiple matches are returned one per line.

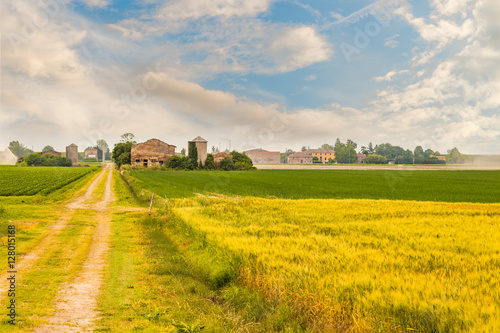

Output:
xmin=375 ymin=143 xmax=405 ymax=162
xmin=96 ymin=139 xmax=109 ymax=162
xmin=120 ymin=133 xmax=136 ymax=144
xmin=334 ymin=144 xmax=357 ymax=163
xmin=9 ymin=141 xmax=33 ymax=158
xmin=346 ymin=139 xmax=357 ymax=149
xmin=301 ymin=146 xmax=307 ymax=152
xmin=320 ymin=143 xmax=334 ymax=150
xmin=112 ymin=142 xmax=133 ymax=168
xmin=414 ymin=146 xmax=424 ymax=157
xmin=42 ymin=145 xmax=54 ymax=152
xmin=368 ymin=142 xmax=374 ymax=154
xmin=188 ymin=142 xmax=198 ymax=164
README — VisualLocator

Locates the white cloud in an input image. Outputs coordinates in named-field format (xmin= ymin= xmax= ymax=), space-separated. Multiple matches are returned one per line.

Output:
xmin=395 ymin=0 xmax=476 ymax=65
xmin=156 ymin=0 xmax=272 ymax=21
xmin=80 ymin=0 xmax=110 ymax=8
xmin=384 ymin=34 xmax=400 ymax=48
xmin=373 ymin=69 xmax=409 ymax=82
xmin=305 ymin=75 xmax=317 ymax=81
xmin=269 ymin=27 xmax=333 ymax=73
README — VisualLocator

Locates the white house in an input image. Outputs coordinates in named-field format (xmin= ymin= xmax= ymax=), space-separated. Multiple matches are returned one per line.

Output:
xmin=0 ymin=148 xmax=18 ymax=165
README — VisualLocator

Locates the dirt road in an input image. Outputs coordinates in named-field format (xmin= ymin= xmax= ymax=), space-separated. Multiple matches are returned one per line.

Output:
xmin=35 ymin=164 xmax=114 ymax=332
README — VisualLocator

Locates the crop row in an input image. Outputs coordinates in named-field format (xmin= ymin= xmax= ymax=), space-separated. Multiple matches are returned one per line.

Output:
xmin=0 ymin=167 xmax=95 ymax=196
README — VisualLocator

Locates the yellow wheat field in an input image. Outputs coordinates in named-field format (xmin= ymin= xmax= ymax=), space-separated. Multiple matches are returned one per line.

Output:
xmin=172 ymin=197 xmax=500 ymax=332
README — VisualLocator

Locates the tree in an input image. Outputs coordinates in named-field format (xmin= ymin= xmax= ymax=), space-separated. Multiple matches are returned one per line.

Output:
xmin=320 ymin=143 xmax=334 ymax=150
xmin=366 ymin=154 xmax=387 ymax=164
xmin=368 ymin=142 xmax=374 ymax=154
xmin=446 ymin=147 xmax=467 ymax=164
xmin=334 ymin=139 xmax=357 ymax=163
xmin=205 ymin=154 xmax=215 ymax=170
xmin=96 ymin=139 xmax=109 ymax=162
xmin=359 ymin=146 xmax=373 ymax=155
xmin=230 ymin=151 xmax=255 ymax=170
xmin=112 ymin=142 xmax=133 ymax=168
xmin=181 ymin=148 xmax=186 ymax=156
xmin=188 ymin=142 xmax=198 ymax=164
xmin=414 ymin=145 xmax=424 ymax=157
xmin=424 ymin=148 xmax=434 ymax=158
xmin=395 ymin=149 xmax=414 ymax=164
xmin=301 ymin=146 xmax=307 ymax=152
xmin=313 ymin=156 xmax=320 ymax=163
xmin=281 ymin=149 xmax=295 ymax=163
xmin=9 ymin=141 xmax=33 ymax=158
xmin=120 ymin=133 xmax=136 ymax=144
xmin=42 ymin=145 xmax=54 ymax=152
xmin=219 ymin=157 xmax=234 ymax=171
xmin=346 ymin=139 xmax=357 ymax=149
xmin=375 ymin=143 xmax=405 ymax=162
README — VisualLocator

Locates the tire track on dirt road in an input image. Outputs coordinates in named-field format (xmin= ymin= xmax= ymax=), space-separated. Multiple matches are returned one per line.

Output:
xmin=0 ymin=165 xmax=109 ymax=303
xmin=36 ymin=164 xmax=115 ymax=332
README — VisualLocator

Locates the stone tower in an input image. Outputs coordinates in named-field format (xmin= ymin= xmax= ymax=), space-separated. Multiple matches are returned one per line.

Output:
xmin=66 ymin=143 xmax=78 ymax=166
xmin=189 ymin=136 xmax=207 ymax=165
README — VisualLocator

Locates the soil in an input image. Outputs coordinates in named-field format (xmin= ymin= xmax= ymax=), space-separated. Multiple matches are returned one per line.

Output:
xmin=35 ymin=164 xmax=115 ymax=332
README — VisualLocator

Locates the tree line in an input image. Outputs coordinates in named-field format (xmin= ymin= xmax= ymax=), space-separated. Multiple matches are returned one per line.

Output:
xmin=286 ymin=139 xmax=470 ymax=164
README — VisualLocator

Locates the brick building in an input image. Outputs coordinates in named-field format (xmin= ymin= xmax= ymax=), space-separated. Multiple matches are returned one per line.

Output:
xmin=245 ymin=149 xmax=281 ymax=164
xmin=131 ymin=139 xmax=176 ymax=167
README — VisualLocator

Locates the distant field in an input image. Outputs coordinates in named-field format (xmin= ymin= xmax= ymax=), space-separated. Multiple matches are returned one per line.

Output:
xmin=0 ymin=166 xmax=97 ymax=196
xmin=169 ymin=197 xmax=500 ymax=331
xmin=128 ymin=169 xmax=500 ymax=203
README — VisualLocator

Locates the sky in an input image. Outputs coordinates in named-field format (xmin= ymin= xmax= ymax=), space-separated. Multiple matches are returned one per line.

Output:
xmin=1 ymin=0 xmax=499 ymax=154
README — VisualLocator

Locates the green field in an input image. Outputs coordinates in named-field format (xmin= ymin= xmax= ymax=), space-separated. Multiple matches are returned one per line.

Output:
xmin=0 ymin=166 xmax=98 ymax=196
xmin=128 ymin=169 xmax=500 ymax=203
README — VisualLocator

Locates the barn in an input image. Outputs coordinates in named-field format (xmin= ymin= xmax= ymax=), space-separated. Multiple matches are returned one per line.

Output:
xmin=131 ymin=139 xmax=176 ymax=167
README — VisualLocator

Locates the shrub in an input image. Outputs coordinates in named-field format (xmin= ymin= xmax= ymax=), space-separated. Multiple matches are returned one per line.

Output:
xmin=219 ymin=157 xmax=234 ymax=171
xmin=23 ymin=153 xmax=72 ymax=166
xmin=366 ymin=154 xmax=387 ymax=164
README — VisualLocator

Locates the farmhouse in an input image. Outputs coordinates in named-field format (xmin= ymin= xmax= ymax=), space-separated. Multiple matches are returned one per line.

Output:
xmin=42 ymin=150 xmax=61 ymax=156
xmin=84 ymin=147 xmax=98 ymax=159
xmin=0 ymin=148 xmax=17 ymax=165
xmin=305 ymin=149 xmax=335 ymax=163
xmin=245 ymin=149 xmax=281 ymax=164
xmin=287 ymin=152 xmax=313 ymax=164
xmin=132 ymin=139 xmax=176 ymax=167
xmin=357 ymin=154 xmax=367 ymax=164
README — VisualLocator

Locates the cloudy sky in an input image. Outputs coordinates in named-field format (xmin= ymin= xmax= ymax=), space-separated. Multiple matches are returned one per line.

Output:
xmin=1 ymin=0 xmax=499 ymax=154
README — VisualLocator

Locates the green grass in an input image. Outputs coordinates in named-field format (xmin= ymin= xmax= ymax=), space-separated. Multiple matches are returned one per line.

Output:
xmin=97 ymin=169 xmax=307 ymax=332
xmin=128 ymin=170 xmax=500 ymax=203
xmin=0 ymin=209 xmax=99 ymax=331
xmin=0 ymin=166 xmax=99 ymax=196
